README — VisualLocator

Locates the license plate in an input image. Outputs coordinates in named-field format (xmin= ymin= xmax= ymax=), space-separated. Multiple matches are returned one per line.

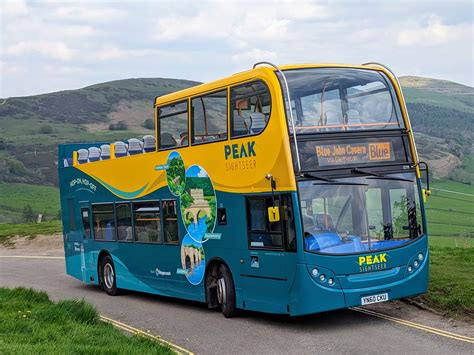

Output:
xmin=361 ymin=292 xmax=388 ymax=305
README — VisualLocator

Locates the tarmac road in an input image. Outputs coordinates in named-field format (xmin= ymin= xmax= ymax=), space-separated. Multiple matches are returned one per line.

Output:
xmin=0 ymin=256 xmax=472 ymax=354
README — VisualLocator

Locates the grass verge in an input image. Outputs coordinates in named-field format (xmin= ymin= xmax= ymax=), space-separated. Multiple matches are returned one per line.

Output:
xmin=416 ymin=243 xmax=474 ymax=321
xmin=0 ymin=221 xmax=62 ymax=244
xmin=0 ymin=287 xmax=173 ymax=354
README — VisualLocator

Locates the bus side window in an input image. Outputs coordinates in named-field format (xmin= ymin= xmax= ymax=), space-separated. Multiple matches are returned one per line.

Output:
xmin=133 ymin=201 xmax=162 ymax=244
xmin=246 ymin=196 xmax=283 ymax=249
xmin=157 ymin=101 xmax=189 ymax=150
xmin=92 ymin=204 xmax=115 ymax=241
xmin=116 ymin=203 xmax=133 ymax=242
xmin=162 ymin=200 xmax=179 ymax=244
xmin=231 ymin=80 xmax=271 ymax=138
xmin=81 ymin=208 xmax=91 ymax=238
xmin=191 ymin=89 xmax=228 ymax=145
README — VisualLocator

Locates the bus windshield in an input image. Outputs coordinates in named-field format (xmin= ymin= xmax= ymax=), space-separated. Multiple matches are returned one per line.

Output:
xmin=280 ymin=68 xmax=405 ymax=133
xmin=299 ymin=172 xmax=422 ymax=254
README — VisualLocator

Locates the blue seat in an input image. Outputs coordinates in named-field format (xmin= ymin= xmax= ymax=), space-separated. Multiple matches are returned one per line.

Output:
xmin=128 ymin=138 xmax=143 ymax=155
xmin=77 ymin=149 xmax=89 ymax=164
xmin=143 ymin=135 xmax=156 ymax=153
xmin=88 ymin=147 xmax=101 ymax=162
xmin=114 ymin=141 xmax=128 ymax=158
xmin=100 ymin=144 xmax=110 ymax=160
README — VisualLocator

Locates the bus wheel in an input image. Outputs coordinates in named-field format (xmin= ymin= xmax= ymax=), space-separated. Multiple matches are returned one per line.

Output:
xmin=217 ymin=264 xmax=236 ymax=318
xmin=100 ymin=255 xmax=119 ymax=296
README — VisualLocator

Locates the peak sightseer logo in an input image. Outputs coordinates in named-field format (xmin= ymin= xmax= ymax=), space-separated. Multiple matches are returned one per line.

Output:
xmin=358 ymin=253 xmax=388 ymax=272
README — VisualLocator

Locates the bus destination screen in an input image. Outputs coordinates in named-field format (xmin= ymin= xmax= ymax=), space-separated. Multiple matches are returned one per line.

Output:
xmin=315 ymin=142 xmax=395 ymax=166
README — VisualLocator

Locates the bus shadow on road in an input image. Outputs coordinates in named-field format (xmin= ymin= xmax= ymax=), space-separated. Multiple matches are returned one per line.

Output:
xmin=81 ymin=284 xmax=375 ymax=331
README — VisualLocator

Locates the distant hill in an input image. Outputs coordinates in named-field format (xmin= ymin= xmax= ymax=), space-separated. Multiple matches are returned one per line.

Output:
xmin=0 ymin=75 xmax=472 ymax=189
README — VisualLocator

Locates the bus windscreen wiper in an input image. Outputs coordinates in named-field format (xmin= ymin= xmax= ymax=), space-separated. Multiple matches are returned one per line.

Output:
xmin=351 ymin=168 xmax=412 ymax=182
xmin=301 ymin=172 xmax=335 ymax=183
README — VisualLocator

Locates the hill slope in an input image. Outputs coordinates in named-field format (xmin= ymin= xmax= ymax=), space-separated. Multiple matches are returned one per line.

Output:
xmin=0 ymin=75 xmax=472 ymax=188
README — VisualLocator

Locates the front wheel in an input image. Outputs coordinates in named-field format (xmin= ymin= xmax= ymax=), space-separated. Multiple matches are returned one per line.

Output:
xmin=217 ymin=265 xmax=236 ymax=318
xmin=100 ymin=255 xmax=119 ymax=296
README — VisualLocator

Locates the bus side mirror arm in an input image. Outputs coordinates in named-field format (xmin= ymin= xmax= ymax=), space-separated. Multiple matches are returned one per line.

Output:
xmin=266 ymin=174 xmax=280 ymax=222
xmin=418 ymin=161 xmax=431 ymax=202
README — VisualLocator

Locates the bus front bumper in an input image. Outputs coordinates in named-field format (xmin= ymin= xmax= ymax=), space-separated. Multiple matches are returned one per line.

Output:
xmin=288 ymin=252 xmax=429 ymax=316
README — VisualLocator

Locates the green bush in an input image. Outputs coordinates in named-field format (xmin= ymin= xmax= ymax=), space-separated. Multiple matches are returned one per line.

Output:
xmin=109 ymin=120 xmax=128 ymax=131
xmin=143 ymin=118 xmax=154 ymax=130
xmin=39 ymin=124 xmax=53 ymax=134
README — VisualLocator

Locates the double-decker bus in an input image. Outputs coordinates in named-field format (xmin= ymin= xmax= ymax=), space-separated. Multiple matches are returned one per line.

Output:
xmin=58 ymin=62 xmax=430 ymax=317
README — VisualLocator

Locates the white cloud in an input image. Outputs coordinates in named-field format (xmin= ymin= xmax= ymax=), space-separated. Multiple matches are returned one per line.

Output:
xmin=231 ymin=49 xmax=278 ymax=63
xmin=1 ymin=0 xmax=473 ymax=97
xmin=6 ymin=40 xmax=74 ymax=61
xmin=63 ymin=25 xmax=98 ymax=38
xmin=1 ymin=0 xmax=28 ymax=15
xmin=397 ymin=14 xmax=472 ymax=47
xmin=54 ymin=5 xmax=124 ymax=22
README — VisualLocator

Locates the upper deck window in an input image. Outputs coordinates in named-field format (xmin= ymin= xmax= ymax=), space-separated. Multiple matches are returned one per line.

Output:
xmin=279 ymin=68 xmax=404 ymax=133
xmin=191 ymin=89 xmax=228 ymax=144
xmin=230 ymin=80 xmax=271 ymax=138
xmin=158 ymin=101 xmax=188 ymax=150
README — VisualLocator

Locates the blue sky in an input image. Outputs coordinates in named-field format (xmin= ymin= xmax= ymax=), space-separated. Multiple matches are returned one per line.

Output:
xmin=1 ymin=0 xmax=473 ymax=97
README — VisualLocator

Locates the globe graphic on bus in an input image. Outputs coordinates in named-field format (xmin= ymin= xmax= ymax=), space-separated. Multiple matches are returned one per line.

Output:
xmin=166 ymin=151 xmax=186 ymax=197
xmin=180 ymin=165 xmax=216 ymax=242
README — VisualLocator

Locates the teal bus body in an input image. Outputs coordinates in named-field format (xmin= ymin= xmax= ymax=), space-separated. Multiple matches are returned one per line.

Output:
xmin=58 ymin=64 xmax=429 ymax=316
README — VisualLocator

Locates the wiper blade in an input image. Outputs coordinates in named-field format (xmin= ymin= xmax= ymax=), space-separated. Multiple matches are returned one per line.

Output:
xmin=351 ymin=168 xmax=412 ymax=182
xmin=301 ymin=172 xmax=335 ymax=183
xmin=313 ymin=182 xmax=368 ymax=186
xmin=366 ymin=176 xmax=413 ymax=183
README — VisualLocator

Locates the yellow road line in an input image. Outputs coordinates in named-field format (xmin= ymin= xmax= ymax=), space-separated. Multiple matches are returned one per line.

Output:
xmin=100 ymin=315 xmax=194 ymax=355
xmin=352 ymin=307 xmax=474 ymax=344
xmin=0 ymin=255 xmax=64 ymax=259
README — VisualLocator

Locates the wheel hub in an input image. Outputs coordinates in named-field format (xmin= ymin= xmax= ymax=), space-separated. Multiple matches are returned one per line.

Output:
xmin=104 ymin=263 xmax=114 ymax=289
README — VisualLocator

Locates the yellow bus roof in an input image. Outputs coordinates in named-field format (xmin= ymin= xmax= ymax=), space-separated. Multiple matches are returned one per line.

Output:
xmin=154 ymin=63 xmax=389 ymax=107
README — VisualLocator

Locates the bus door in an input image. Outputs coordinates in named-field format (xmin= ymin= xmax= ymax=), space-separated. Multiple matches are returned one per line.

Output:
xmin=241 ymin=194 xmax=297 ymax=313
xmin=63 ymin=197 xmax=86 ymax=282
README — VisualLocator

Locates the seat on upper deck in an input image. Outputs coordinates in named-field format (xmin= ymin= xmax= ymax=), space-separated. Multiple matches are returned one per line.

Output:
xmin=128 ymin=138 xmax=143 ymax=155
xmin=100 ymin=144 xmax=110 ymax=160
xmin=77 ymin=149 xmax=89 ymax=164
xmin=114 ymin=141 xmax=128 ymax=157
xmin=88 ymin=147 xmax=101 ymax=162
xmin=143 ymin=135 xmax=156 ymax=153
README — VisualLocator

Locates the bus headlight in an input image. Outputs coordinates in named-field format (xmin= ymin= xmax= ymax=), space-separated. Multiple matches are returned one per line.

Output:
xmin=311 ymin=268 xmax=319 ymax=277
xmin=408 ymin=266 xmax=413 ymax=273
xmin=328 ymin=278 xmax=334 ymax=286
xmin=414 ymin=260 xmax=419 ymax=268
xmin=418 ymin=253 xmax=424 ymax=261
xmin=319 ymin=274 xmax=326 ymax=282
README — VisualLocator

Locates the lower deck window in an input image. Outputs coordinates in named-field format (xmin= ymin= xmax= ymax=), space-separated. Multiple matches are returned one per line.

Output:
xmin=134 ymin=202 xmax=162 ymax=243
xmin=116 ymin=203 xmax=133 ymax=241
xmin=162 ymin=200 xmax=179 ymax=244
xmin=92 ymin=204 xmax=115 ymax=241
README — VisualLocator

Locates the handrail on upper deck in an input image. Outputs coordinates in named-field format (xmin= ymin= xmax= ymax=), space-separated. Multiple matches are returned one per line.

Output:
xmin=253 ymin=61 xmax=302 ymax=173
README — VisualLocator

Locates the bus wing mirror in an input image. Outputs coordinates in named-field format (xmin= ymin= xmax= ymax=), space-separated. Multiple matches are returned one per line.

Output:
xmin=268 ymin=206 xmax=280 ymax=222
xmin=418 ymin=161 xmax=431 ymax=203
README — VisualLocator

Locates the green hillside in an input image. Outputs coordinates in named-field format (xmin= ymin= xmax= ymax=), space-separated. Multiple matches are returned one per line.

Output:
xmin=0 ymin=74 xmax=472 ymax=225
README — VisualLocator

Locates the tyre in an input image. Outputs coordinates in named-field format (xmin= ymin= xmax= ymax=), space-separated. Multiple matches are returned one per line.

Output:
xmin=216 ymin=264 xmax=236 ymax=318
xmin=100 ymin=255 xmax=119 ymax=296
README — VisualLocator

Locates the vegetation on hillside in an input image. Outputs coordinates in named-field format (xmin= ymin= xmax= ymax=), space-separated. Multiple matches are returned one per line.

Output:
xmin=0 ymin=287 xmax=172 ymax=354
xmin=417 ymin=242 xmax=474 ymax=321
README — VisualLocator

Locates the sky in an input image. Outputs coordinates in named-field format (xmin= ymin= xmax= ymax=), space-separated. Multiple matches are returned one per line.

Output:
xmin=1 ymin=0 xmax=473 ymax=98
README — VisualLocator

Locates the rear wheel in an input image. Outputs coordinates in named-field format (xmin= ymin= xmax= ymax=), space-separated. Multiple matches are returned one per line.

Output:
xmin=217 ymin=264 xmax=236 ymax=318
xmin=100 ymin=255 xmax=119 ymax=296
